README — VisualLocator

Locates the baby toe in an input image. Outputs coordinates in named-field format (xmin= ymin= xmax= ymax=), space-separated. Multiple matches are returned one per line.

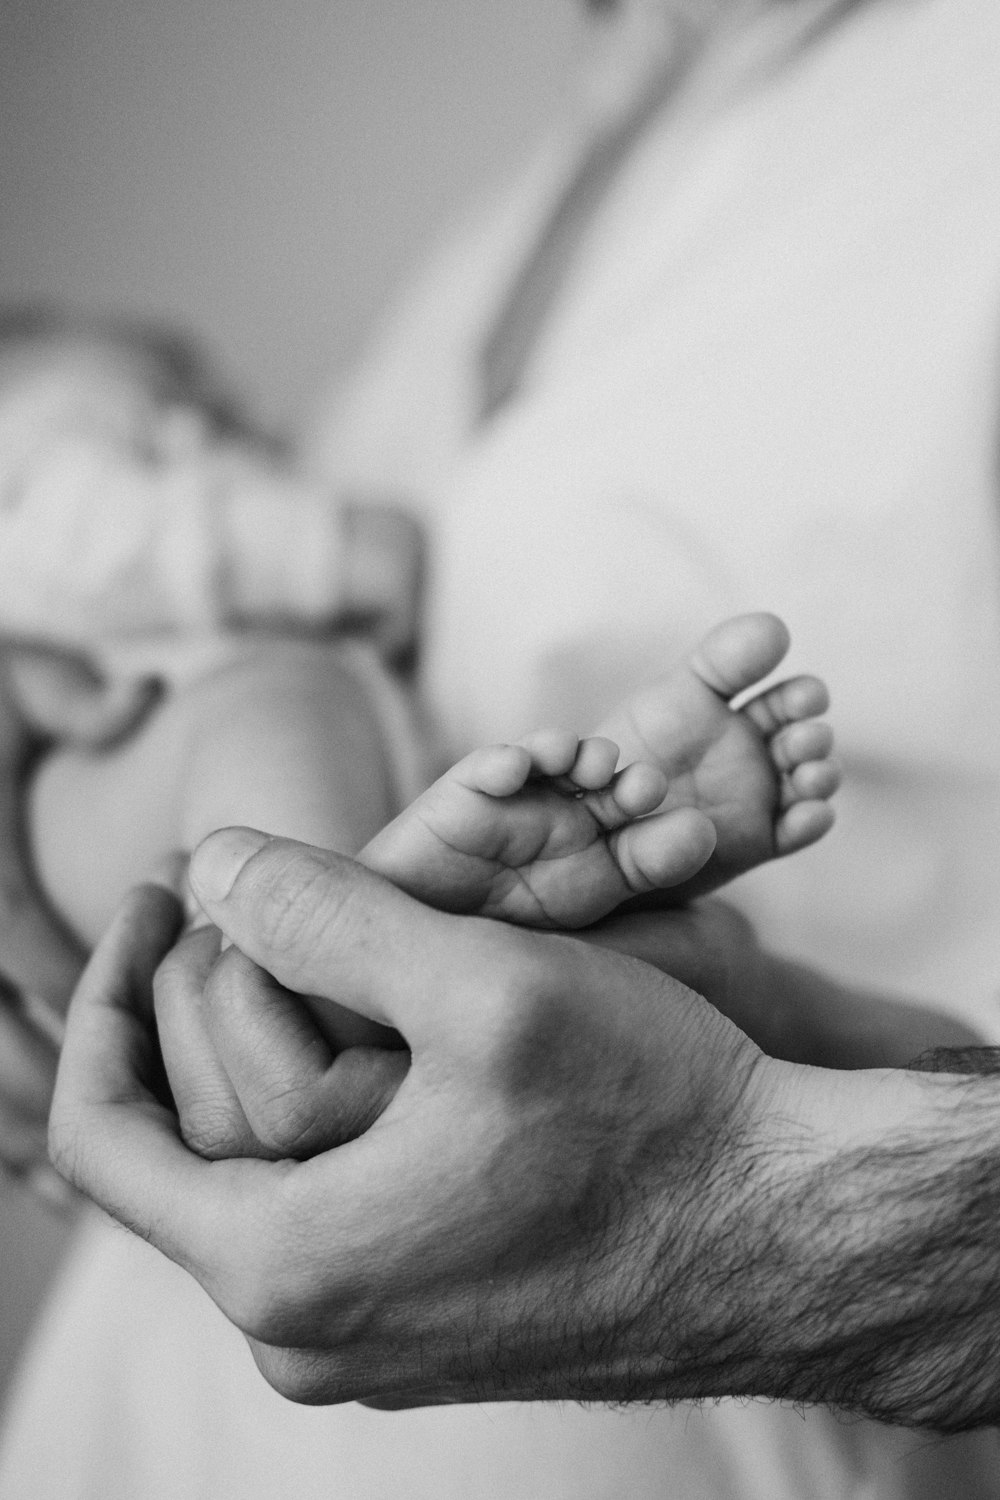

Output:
xmin=615 ymin=806 xmax=717 ymax=891
xmin=455 ymin=743 xmax=533 ymax=798
xmin=780 ymin=757 xmax=841 ymax=806
xmin=771 ymin=720 xmax=834 ymax=773
xmin=774 ymin=799 xmax=835 ymax=856
xmin=570 ymin=735 xmax=621 ymax=790
xmin=517 ymin=727 xmax=580 ymax=777
xmin=688 ymin=612 xmax=790 ymax=699
xmin=779 ymin=674 xmax=830 ymax=722
xmin=612 ymin=761 xmax=669 ymax=818
xmin=744 ymin=674 xmax=830 ymax=737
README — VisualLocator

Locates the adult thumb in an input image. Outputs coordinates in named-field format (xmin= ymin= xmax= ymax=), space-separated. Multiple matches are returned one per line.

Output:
xmin=187 ymin=827 xmax=470 ymax=1038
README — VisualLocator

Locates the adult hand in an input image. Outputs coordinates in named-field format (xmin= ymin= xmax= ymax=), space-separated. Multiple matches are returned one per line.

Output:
xmin=152 ymin=919 xmax=408 ymax=1164
xmin=156 ymin=886 xmax=976 ymax=1174
xmin=49 ymin=829 xmax=774 ymax=1406
xmin=48 ymin=830 xmax=1000 ymax=1427
xmin=587 ymin=900 xmax=985 ymax=1068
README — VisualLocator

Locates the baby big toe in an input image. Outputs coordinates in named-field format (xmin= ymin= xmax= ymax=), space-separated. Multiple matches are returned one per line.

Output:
xmin=612 ymin=761 xmax=669 ymax=818
xmin=689 ymin=612 xmax=790 ymax=698
xmin=569 ymin=735 xmax=620 ymax=790
xmin=617 ymin=806 xmax=716 ymax=891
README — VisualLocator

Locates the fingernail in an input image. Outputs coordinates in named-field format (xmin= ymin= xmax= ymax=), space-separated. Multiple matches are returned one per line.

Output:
xmin=189 ymin=827 xmax=270 ymax=904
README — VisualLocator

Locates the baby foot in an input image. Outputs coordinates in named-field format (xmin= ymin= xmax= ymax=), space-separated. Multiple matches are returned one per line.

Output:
xmin=363 ymin=613 xmax=835 ymax=931
xmin=595 ymin=612 xmax=838 ymax=901
xmin=361 ymin=729 xmax=717 ymax=929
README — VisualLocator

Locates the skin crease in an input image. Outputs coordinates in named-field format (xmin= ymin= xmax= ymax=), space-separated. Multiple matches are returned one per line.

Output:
xmin=15 ymin=0 xmax=1000 ymax=1443
xmin=47 ymin=840 xmax=1000 ymax=1425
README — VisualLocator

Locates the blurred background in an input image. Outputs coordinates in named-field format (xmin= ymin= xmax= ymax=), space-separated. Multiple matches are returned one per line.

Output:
xmin=0 ymin=0 xmax=578 ymax=429
xmin=0 ymin=0 xmax=575 ymax=1402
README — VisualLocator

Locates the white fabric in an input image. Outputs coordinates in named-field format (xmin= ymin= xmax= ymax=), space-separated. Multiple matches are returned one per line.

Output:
xmin=4 ymin=0 xmax=1000 ymax=1495
xmin=0 ymin=405 xmax=351 ymax=650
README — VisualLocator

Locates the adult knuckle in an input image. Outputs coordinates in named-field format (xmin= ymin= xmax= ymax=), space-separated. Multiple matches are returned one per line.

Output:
xmin=250 ymin=1085 xmax=321 ymax=1159
xmin=179 ymin=1100 xmax=252 ymax=1161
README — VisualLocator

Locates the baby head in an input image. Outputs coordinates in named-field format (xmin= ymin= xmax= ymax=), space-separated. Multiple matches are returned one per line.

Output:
xmin=0 ymin=303 xmax=254 ymax=476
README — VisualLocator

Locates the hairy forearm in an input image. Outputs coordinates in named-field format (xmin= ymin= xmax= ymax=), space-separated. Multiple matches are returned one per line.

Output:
xmin=652 ymin=1064 xmax=1000 ymax=1431
xmin=46 ymin=842 xmax=1000 ymax=1421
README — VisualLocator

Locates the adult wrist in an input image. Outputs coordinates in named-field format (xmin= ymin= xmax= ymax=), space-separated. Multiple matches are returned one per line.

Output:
xmin=682 ymin=1060 xmax=1000 ymax=1430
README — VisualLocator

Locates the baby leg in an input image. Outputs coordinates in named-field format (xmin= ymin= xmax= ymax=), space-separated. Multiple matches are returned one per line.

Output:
xmin=29 ymin=640 xmax=401 ymax=945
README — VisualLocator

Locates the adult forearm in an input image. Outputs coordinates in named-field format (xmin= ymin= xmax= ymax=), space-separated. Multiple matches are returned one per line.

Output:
xmin=665 ymin=1065 xmax=1000 ymax=1431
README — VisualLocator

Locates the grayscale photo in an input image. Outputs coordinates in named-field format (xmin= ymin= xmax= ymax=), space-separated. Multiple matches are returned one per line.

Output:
xmin=1 ymin=0 xmax=1000 ymax=1495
